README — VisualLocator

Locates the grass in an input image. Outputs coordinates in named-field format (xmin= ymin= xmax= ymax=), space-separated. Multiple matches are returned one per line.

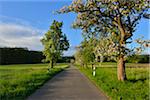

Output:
xmin=77 ymin=63 xmax=149 ymax=100
xmin=0 ymin=63 xmax=68 ymax=100
xmin=94 ymin=62 xmax=149 ymax=68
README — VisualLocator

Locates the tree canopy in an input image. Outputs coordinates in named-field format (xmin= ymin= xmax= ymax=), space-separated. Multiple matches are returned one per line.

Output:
xmin=41 ymin=20 xmax=69 ymax=68
xmin=75 ymin=39 xmax=95 ymax=67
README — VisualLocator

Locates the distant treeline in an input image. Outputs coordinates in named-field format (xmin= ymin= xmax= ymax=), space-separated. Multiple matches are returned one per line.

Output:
xmin=57 ymin=56 xmax=74 ymax=63
xmin=101 ymin=55 xmax=149 ymax=63
xmin=126 ymin=55 xmax=149 ymax=63
xmin=0 ymin=47 xmax=74 ymax=65
xmin=0 ymin=47 xmax=44 ymax=65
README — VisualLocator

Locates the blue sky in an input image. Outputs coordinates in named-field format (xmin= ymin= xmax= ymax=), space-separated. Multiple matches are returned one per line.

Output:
xmin=0 ymin=0 xmax=149 ymax=56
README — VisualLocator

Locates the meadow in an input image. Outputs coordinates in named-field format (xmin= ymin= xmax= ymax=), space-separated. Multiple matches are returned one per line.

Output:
xmin=0 ymin=63 xmax=68 ymax=100
xmin=78 ymin=63 xmax=149 ymax=100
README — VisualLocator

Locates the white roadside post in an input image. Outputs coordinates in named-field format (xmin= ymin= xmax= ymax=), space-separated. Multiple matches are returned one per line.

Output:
xmin=93 ymin=66 xmax=96 ymax=77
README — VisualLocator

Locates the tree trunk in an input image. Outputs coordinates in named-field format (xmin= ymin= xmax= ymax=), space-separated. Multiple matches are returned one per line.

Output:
xmin=117 ymin=56 xmax=127 ymax=81
xmin=50 ymin=60 xmax=54 ymax=68
xmin=48 ymin=59 xmax=54 ymax=71
xmin=113 ymin=16 xmax=128 ymax=81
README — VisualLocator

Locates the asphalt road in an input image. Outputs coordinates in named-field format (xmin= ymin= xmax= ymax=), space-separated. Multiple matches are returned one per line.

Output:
xmin=27 ymin=65 xmax=108 ymax=100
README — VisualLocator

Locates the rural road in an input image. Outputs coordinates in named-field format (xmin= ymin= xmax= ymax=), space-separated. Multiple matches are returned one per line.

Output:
xmin=27 ymin=65 xmax=108 ymax=100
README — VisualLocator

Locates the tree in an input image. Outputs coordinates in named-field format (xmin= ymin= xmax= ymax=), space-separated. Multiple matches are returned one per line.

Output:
xmin=94 ymin=37 xmax=113 ymax=62
xmin=59 ymin=0 xmax=149 ymax=81
xmin=74 ymin=39 xmax=95 ymax=68
xmin=74 ymin=47 xmax=85 ymax=67
xmin=41 ymin=20 xmax=69 ymax=69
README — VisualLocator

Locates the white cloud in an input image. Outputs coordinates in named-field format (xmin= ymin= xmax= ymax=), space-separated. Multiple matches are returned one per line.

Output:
xmin=0 ymin=22 xmax=76 ymax=56
xmin=0 ymin=23 xmax=45 ymax=51
xmin=0 ymin=15 xmax=75 ymax=56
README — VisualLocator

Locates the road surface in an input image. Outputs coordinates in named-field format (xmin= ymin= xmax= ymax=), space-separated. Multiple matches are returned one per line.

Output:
xmin=27 ymin=65 xmax=108 ymax=100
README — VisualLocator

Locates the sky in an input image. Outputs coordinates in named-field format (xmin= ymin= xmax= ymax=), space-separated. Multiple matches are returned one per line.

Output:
xmin=0 ymin=0 xmax=149 ymax=56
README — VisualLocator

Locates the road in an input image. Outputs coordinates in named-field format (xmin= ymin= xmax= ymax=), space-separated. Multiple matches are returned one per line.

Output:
xmin=27 ymin=65 xmax=108 ymax=100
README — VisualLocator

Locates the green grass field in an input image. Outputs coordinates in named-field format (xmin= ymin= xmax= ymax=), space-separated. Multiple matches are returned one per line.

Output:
xmin=78 ymin=63 xmax=149 ymax=100
xmin=0 ymin=63 xmax=68 ymax=100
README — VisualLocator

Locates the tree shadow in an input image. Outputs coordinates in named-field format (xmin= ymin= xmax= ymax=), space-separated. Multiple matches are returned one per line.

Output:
xmin=127 ymin=78 xmax=149 ymax=83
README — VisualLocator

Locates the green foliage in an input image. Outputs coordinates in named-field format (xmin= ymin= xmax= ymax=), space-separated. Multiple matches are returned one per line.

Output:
xmin=78 ymin=63 xmax=149 ymax=100
xmin=126 ymin=55 xmax=150 ymax=63
xmin=57 ymin=56 xmax=74 ymax=63
xmin=81 ymin=40 xmax=95 ymax=64
xmin=0 ymin=47 xmax=44 ymax=65
xmin=41 ymin=20 xmax=69 ymax=68
xmin=75 ymin=39 xmax=95 ymax=66
xmin=0 ymin=63 xmax=68 ymax=100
